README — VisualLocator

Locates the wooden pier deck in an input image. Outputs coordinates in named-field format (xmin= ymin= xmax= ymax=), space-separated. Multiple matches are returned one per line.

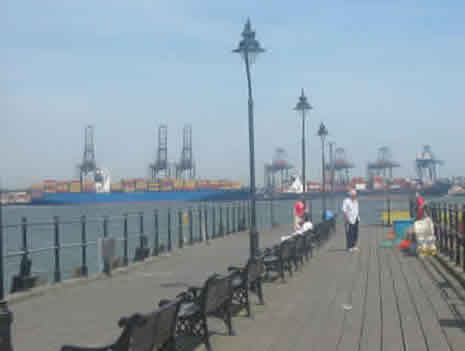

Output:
xmin=10 ymin=224 xmax=465 ymax=350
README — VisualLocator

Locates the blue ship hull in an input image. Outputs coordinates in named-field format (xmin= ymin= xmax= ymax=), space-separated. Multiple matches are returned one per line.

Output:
xmin=31 ymin=190 xmax=250 ymax=205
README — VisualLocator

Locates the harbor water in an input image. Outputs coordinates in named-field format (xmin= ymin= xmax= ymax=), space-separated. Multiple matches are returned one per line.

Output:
xmin=1 ymin=194 xmax=451 ymax=296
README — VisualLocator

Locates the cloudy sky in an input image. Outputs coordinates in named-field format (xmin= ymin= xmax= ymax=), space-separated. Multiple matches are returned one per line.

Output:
xmin=3 ymin=0 xmax=464 ymax=188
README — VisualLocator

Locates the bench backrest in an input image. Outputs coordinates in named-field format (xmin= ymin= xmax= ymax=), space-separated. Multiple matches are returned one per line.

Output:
xmin=280 ymin=239 xmax=293 ymax=260
xmin=246 ymin=258 xmax=264 ymax=284
xmin=202 ymin=274 xmax=232 ymax=314
xmin=295 ymin=235 xmax=305 ymax=252
xmin=126 ymin=299 xmax=179 ymax=351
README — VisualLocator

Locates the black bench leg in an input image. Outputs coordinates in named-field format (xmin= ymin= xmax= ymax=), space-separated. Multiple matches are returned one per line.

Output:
xmin=225 ymin=304 xmax=235 ymax=336
xmin=165 ymin=337 xmax=176 ymax=351
xmin=202 ymin=316 xmax=213 ymax=351
xmin=245 ymin=289 xmax=252 ymax=317
xmin=280 ymin=261 xmax=285 ymax=282
xmin=257 ymin=279 xmax=265 ymax=305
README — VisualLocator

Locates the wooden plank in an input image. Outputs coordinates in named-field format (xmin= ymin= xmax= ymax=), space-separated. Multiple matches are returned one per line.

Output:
xmin=290 ymin=228 xmax=359 ymax=351
xmin=394 ymin=251 xmax=452 ymax=351
xmin=331 ymin=225 xmax=370 ymax=350
xmin=388 ymin=247 xmax=429 ymax=351
xmin=414 ymin=257 xmax=465 ymax=350
xmin=359 ymin=225 xmax=382 ymax=351
xmin=379 ymin=233 xmax=404 ymax=351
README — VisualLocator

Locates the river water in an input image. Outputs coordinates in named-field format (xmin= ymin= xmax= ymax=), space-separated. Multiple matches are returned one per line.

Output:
xmin=1 ymin=194 xmax=457 ymax=295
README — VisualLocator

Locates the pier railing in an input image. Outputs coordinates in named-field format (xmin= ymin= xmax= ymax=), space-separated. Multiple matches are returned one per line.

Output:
xmin=429 ymin=202 xmax=465 ymax=273
xmin=1 ymin=199 xmax=297 ymax=298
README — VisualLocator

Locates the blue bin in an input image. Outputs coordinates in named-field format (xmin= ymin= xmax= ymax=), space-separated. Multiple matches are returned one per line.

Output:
xmin=325 ymin=210 xmax=334 ymax=220
xmin=393 ymin=219 xmax=414 ymax=244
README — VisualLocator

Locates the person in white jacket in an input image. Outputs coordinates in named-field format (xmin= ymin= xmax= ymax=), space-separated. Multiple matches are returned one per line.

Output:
xmin=342 ymin=189 xmax=360 ymax=252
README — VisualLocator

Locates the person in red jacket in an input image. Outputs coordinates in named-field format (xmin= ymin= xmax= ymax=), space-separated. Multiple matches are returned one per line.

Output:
xmin=294 ymin=200 xmax=306 ymax=230
xmin=416 ymin=191 xmax=425 ymax=220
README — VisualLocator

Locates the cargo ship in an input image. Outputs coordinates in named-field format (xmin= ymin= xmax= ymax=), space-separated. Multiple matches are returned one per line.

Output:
xmin=29 ymin=169 xmax=249 ymax=205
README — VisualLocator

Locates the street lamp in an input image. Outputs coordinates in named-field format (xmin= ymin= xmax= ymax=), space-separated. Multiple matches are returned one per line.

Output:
xmin=317 ymin=122 xmax=328 ymax=220
xmin=233 ymin=19 xmax=265 ymax=258
xmin=294 ymin=89 xmax=312 ymax=194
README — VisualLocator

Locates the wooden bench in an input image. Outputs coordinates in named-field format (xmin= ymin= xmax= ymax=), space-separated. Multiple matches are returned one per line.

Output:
xmin=175 ymin=273 xmax=234 ymax=351
xmin=61 ymin=299 xmax=180 ymax=351
xmin=228 ymin=257 xmax=265 ymax=317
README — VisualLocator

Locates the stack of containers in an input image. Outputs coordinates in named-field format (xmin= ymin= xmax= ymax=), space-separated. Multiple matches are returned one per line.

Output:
xmin=70 ymin=180 xmax=81 ymax=193
xmin=135 ymin=178 xmax=148 ymax=192
xmin=148 ymin=182 xmax=160 ymax=192
xmin=44 ymin=180 xmax=57 ymax=193
xmin=160 ymin=178 xmax=173 ymax=191
xmin=56 ymin=181 xmax=69 ymax=193
xmin=122 ymin=179 xmax=135 ymax=192
xmin=184 ymin=180 xmax=196 ymax=191
xmin=83 ymin=180 xmax=95 ymax=192
xmin=30 ymin=183 xmax=44 ymax=199
xmin=173 ymin=179 xmax=183 ymax=191
xmin=110 ymin=182 xmax=123 ymax=192
xmin=197 ymin=179 xmax=208 ymax=191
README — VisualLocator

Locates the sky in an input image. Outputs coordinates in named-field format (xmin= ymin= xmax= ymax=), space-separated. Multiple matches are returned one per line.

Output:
xmin=2 ymin=0 xmax=465 ymax=188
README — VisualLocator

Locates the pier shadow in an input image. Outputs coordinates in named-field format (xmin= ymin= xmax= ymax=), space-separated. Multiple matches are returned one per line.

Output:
xmin=159 ymin=282 xmax=191 ymax=288
xmin=439 ymin=319 xmax=465 ymax=331
xmin=327 ymin=248 xmax=348 ymax=253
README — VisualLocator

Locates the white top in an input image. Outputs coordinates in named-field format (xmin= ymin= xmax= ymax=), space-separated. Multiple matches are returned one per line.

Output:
xmin=342 ymin=198 xmax=360 ymax=225
xmin=281 ymin=221 xmax=313 ymax=241
xmin=296 ymin=221 xmax=313 ymax=234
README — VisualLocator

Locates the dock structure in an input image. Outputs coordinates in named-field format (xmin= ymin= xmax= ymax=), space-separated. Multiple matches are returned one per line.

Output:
xmin=8 ymin=224 xmax=465 ymax=350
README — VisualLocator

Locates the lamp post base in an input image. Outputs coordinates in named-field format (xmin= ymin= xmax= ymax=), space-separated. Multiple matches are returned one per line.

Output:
xmin=0 ymin=300 xmax=13 ymax=351
xmin=249 ymin=227 xmax=259 ymax=258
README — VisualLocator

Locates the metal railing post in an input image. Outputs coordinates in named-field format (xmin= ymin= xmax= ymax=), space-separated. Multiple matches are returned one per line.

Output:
xmin=226 ymin=204 xmax=230 ymax=234
xmin=232 ymin=203 xmax=236 ymax=233
xmin=178 ymin=210 xmax=183 ymax=249
xmin=167 ymin=209 xmax=172 ymax=251
xmin=204 ymin=204 xmax=209 ymax=241
xmin=139 ymin=212 xmax=144 ymax=250
xmin=462 ymin=204 xmax=465 ymax=273
xmin=102 ymin=216 xmax=110 ymax=274
xmin=219 ymin=205 xmax=224 ymax=236
xmin=387 ymin=196 xmax=391 ymax=226
xmin=198 ymin=206 xmax=203 ymax=242
xmin=442 ymin=202 xmax=447 ymax=254
xmin=153 ymin=210 xmax=159 ymax=256
xmin=20 ymin=217 xmax=30 ymax=278
xmin=53 ymin=216 xmax=61 ymax=283
xmin=212 ymin=206 xmax=216 ymax=239
xmin=103 ymin=216 xmax=108 ymax=238
xmin=123 ymin=214 xmax=129 ymax=266
xmin=270 ymin=197 xmax=275 ymax=228
xmin=0 ymin=192 xmax=13 ymax=351
xmin=189 ymin=208 xmax=193 ymax=245
xmin=80 ymin=215 xmax=88 ymax=276
xmin=449 ymin=204 xmax=454 ymax=260
xmin=455 ymin=204 xmax=460 ymax=267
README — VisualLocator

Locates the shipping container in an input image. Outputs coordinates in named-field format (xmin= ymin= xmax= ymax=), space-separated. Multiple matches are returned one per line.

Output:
xmin=148 ymin=183 xmax=160 ymax=192
xmin=70 ymin=182 xmax=81 ymax=193
xmin=31 ymin=184 xmax=44 ymax=191
xmin=56 ymin=182 xmax=70 ymax=193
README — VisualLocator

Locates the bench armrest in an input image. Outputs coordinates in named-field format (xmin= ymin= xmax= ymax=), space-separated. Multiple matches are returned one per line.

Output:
xmin=158 ymin=299 xmax=172 ymax=307
xmin=228 ymin=266 xmax=244 ymax=272
xmin=61 ymin=344 xmax=114 ymax=351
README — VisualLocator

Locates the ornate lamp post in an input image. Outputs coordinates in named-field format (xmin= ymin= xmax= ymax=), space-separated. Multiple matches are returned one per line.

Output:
xmin=233 ymin=19 xmax=265 ymax=258
xmin=294 ymin=89 xmax=312 ymax=194
xmin=317 ymin=123 xmax=328 ymax=220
